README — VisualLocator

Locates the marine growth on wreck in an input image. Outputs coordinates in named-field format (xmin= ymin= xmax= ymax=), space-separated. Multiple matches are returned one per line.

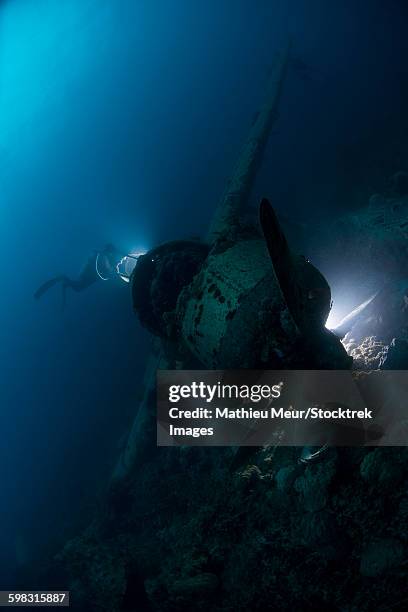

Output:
xmin=4 ymin=2 xmax=408 ymax=611
xmin=59 ymin=40 xmax=408 ymax=612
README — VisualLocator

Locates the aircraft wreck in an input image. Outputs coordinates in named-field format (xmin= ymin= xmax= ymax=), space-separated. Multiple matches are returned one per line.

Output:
xmin=58 ymin=42 xmax=408 ymax=612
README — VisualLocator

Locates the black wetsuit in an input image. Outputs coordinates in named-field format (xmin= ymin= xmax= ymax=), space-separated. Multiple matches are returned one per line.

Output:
xmin=34 ymin=251 xmax=101 ymax=306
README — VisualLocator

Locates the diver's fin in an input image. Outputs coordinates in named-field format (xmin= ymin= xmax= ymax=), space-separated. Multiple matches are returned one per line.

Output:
xmin=259 ymin=198 xmax=303 ymax=329
xmin=34 ymin=276 xmax=65 ymax=300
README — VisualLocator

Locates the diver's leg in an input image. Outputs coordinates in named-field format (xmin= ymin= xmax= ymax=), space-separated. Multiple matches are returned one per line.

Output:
xmin=34 ymin=275 xmax=69 ymax=300
xmin=61 ymin=283 xmax=66 ymax=310
xmin=67 ymin=279 xmax=88 ymax=292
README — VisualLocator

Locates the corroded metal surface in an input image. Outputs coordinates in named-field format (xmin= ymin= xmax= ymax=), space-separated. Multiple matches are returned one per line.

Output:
xmin=207 ymin=41 xmax=290 ymax=244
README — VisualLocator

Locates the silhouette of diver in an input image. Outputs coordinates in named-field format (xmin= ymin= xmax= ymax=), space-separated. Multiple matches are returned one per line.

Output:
xmin=34 ymin=244 xmax=123 ymax=307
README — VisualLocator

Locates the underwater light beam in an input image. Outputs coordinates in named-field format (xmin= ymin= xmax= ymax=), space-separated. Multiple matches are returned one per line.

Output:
xmin=325 ymin=292 xmax=378 ymax=332
xmin=116 ymin=251 xmax=146 ymax=283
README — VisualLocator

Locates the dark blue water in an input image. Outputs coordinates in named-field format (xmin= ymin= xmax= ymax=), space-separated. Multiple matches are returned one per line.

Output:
xmin=0 ymin=0 xmax=406 ymax=586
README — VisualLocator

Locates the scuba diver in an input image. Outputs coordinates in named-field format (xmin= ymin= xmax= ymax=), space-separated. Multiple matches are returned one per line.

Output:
xmin=34 ymin=244 xmax=141 ymax=307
